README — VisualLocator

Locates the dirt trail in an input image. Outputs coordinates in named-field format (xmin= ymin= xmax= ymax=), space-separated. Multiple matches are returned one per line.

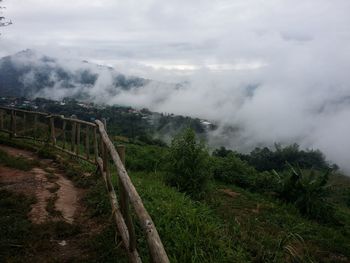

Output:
xmin=0 ymin=144 xmax=106 ymax=262
xmin=0 ymin=145 xmax=78 ymax=224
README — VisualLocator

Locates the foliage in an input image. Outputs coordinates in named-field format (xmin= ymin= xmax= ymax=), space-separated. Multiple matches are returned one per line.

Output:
xmin=130 ymin=172 xmax=249 ymax=263
xmin=212 ymin=146 xmax=234 ymax=158
xmin=124 ymin=143 xmax=168 ymax=172
xmin=211 ymin=152 xmax=279 ymax=193
xmin=238 ymin=143 xmax=333 ymax=172
xmin=274 ymin=165 xmax=336 ymax=222
xmin=166 ymin=128 xmax=210 ymax=198
xmin=206 ymin=182 xmax=350 ymax=262
xmin=0 ymin=148 xmax=37 ymax=171
xmin=211 ymin=153 xmax=256 ymax=188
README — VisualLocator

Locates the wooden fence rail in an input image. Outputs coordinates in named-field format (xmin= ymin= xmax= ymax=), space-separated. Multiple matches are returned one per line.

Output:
xmin=0 ymin=106 xmax=169 ymax=263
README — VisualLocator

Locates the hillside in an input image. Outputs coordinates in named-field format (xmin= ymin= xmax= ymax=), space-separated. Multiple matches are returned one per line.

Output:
xmin=1 ymin=107 xmax=350 ymax=262
xmin=0 ymin=50 xmax=152 ymax=98
xmin=0 ymin=96 xmax=215 ymax=143
xmin=0 ymin=128 xmax=350 ymax=262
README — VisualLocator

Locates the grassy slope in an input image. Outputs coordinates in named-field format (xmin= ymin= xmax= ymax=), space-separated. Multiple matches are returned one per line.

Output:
xmin=1 ymin=134 xmax=350 ymax=262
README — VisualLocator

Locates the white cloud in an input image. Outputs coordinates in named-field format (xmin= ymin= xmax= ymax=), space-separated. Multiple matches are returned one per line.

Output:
xmin=1 ymin=0 xmax=350 ymax=173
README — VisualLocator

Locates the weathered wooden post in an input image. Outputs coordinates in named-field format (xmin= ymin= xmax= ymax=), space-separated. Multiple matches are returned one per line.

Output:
xmin=85 ymin=126 xmax=90 ymax=160
xmin=10 ymin=109 xmax=15 ymax=138
xmin=23 ymin=113 xmax=26 ymax=135
xmin=102 ymin=118 xmax=107 ymax=131
xmin=71 ymin=121 xmax=76 ymax=153
xmin=62 ymin=120 xmax=67 ymax=149
xmin=93 ymin=126 xmax=98 ymax=162
xmin=0 ymin=110 xmax=3 ymax=130
xmin=34 ymin=114 xmax=38 ymax=139
xmin=76 ymin=123 xmax=81 ymax=155
xmin=49 ymin=116 xmax=56 ymax=145
xmin=117 ymin=145 xmax=137 ymax=252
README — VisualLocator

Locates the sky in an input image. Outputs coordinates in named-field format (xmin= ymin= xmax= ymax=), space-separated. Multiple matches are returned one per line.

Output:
xmin=1 ymin=0 xmax=350 ymax=172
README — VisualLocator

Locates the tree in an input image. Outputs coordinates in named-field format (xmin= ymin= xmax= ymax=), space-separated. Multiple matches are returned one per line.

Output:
xmin=274 ymin=164 xmax=335 ymax=223
xmin=166 ymin=128 xmax=210 ymax=199
xmin=0 ymin=0 xmax=12 ymax=28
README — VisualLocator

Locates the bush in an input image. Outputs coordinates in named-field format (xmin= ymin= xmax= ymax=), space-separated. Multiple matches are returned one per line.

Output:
xmin=275 ymin=165 xmax=336 ymax=223
xmin=238 ymin=144 xmax=333 ymax=172
xmin=212 ymin=153 xmax=278 ymax=193
xmin=212 ymin=153 xmax=256 ymax=188
xmin=166 ymin=128 xmax=210 ymax=198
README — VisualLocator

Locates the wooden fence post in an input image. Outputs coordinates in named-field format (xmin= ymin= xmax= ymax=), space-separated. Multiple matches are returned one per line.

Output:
xmin=71 ymin=121 xmax=76 ymax=152
xmin=117 ymin=145 xmax=137 ymax=252
xmin=34 ymin=114 xmax=38 ymax=139
xmin=93 ymin=126 xmax=98 ymax=162
xmin=85 ymin=126 xmax=90 ymax=160
xmin=62 ymin=120 xmax=66 ymax=149
xmin=50 ymin=116 xmax=56 ymax=145
xmin=10 ymin=110 xmax=15 ymax=138
xmin=76 ymin=123 xmax=81 ymax=155
xmin=102 ymin=118 xmax=107 ymax=132
xmin=0 ymin=110 xmax=3 ymax=130
xmin=23 ymin=113 xmax=26 ymax=135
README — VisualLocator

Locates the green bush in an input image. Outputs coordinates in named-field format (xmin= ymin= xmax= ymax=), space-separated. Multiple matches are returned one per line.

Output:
xmin=275 ymin=165 xmax=336 ymax=223
xmin=166 ymin=128 xmax=210 ymax=199
xmin=212 ymin=153 xmax=256 ymax=188
xmin=238 ymin=144 xmax=333 ymax=172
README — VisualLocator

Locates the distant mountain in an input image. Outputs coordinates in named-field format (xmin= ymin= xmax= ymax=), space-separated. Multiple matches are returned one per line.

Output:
xmin=0 ymin=49 xmax=152 ymax=99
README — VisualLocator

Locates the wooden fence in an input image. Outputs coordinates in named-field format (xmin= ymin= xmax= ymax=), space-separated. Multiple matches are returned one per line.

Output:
xmin=0 ymin=106 xmax=169 ymax=263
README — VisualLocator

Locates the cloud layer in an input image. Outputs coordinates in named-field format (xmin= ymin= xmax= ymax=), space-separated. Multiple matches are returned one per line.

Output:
xmin=1 ymin=0 xmax=350 ymax=173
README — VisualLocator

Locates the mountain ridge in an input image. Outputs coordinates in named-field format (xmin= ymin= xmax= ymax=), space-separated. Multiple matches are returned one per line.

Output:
xmin=0 ymin=49 xmax=154 ymax=99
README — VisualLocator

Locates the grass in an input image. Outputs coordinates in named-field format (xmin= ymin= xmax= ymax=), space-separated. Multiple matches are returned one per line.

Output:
xmin=45 ymin=193 xmax=62 ymax=217
xmin=1 ymin=131 xmax=350 ymax=262
xmin=205 ymin=182 xmax=350 ymax=262
xmin=0 ymin=148 xmax=38 ymax=171
xmin=84 ymin=171 xmax=249 ymax=262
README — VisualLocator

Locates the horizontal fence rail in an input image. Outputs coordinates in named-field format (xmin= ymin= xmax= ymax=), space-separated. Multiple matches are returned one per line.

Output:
xmin=0 ymin=106 xmax=169 ymax=263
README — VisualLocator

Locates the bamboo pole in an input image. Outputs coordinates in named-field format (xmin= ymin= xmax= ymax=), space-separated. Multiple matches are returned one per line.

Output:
xmin=95 ymin=120 xmax=169 ymax=263
xmin=117 ymin=145 xmax=137 ymax=252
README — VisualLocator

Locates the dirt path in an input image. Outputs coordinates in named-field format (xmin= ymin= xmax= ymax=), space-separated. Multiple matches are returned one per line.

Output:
xmin=0 ymin=145 xmax=78 ymax=224
xmin=0 ymin=144 xmax=102 ymax=262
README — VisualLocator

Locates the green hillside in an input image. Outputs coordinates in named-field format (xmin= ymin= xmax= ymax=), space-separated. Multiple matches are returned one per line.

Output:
xmin=1 ymin=126 xmax=349 ymax=262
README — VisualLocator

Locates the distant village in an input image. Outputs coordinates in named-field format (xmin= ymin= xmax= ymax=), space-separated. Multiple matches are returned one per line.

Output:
xmin=0 ymin=96 xmax=215 ymax=131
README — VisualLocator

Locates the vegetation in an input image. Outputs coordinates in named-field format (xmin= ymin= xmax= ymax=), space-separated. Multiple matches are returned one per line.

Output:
xmin=166 ymin=128 xmax=210 ymax=199
xmin=0 ymin=148 xmax=37 ymax=171
xmin=1 ymin=107 xmax=350 ymax=262
xmin=237 ymin=143 xmax=335 ymax=172
xmin=274 ymin=166 xmax=336 ymax=223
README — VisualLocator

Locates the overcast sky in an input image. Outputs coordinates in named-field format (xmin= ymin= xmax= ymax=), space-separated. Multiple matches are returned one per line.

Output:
xmin=1 ymin=0 xmax=350 ymax=172
xmin=1 ymin=0 xmax=348 ymax=79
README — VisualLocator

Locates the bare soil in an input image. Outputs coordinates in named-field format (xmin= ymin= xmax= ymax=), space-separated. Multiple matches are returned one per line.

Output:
xmin=0 ymin=145 xmax=79 ymax=224
xmin=0 ymin=144 xmax=103 ymax=262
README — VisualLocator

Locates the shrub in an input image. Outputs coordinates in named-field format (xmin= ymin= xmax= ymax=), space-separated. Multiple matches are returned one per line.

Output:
xmin=212 ymin=153 xmax=256 ymax=188
xmin=238 ymin=144 xmax=333 ymax=172
xmin=166 ymin=128 xmax=210 ymax=199
xmin=275 ymin=165 xmax=335 ymax=223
